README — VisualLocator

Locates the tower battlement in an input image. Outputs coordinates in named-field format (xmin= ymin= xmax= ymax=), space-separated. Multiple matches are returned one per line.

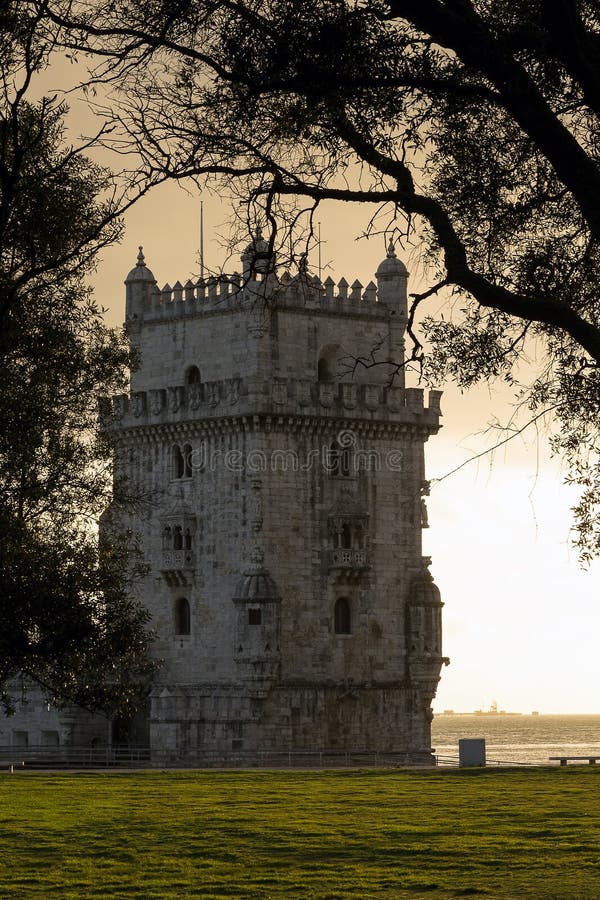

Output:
xmin=107 ymin=378 xmax=442 ymax=432
xmin=125 ymin=240 xmax=408 ymax=324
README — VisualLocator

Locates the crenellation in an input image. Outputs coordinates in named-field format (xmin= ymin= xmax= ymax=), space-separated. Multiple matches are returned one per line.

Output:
xmin=106 ymin=377 xmax=442 ymax=433
xmin=131 ymin=266 xmax=393 ymax=324
xmin=350 ymin=279 xmax=362 ymax=301
xmin=364 ymin=280 xmax=377 ymax=303
xmin=173 ymin=280 xmax=184 ymax=305
xmin=184 ymin=279 xmax=195 ymax=302
xmin=161 ymin=283 xmax=172 ymax=307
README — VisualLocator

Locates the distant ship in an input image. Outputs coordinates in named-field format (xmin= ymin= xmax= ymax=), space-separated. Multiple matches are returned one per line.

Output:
xmin=473 ymin=700 xmax=522 ymax=716
xmin=436 ymin=701 xmax=525 ymax=717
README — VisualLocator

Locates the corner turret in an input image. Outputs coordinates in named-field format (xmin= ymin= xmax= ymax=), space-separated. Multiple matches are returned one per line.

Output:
xmin=406 ymin=557 xmax=444 ymax=669
xmin=125 ymin=247 xmax=157 ymax=320
xmin=241 ymin=226 xmax=276 ymax=280
xmin=375 ymin=240 xmax=408 ymax=318
xmin=232 ymin=546 xmax=281 ymax=683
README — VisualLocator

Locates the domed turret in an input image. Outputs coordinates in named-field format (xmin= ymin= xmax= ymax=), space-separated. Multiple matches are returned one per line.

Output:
xmin=241 ymin=226 xmax=275 ymax=278
xmin=232 ymin=546 xmax=281 ymax=683
xmin=375 ymin=240 xmax=408 ymax=279
xmin=233 ymin=546 xmax=281 ymax=602
xmin=408 ymin=558 xmax=442 ymax=608
xmin=125 ymin=246 xmax=156 ymax=284
xmin=407 ymin=558 xmax=443 ymax=661
xmin=234 ymin=569 xmax=281 ymax=603
xmin=375 ymin=240 xmax=408 ymax=315
xmin=125 ymin=247 xmax=157 ymax=319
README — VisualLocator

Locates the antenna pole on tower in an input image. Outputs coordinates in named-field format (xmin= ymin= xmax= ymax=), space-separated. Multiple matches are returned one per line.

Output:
xmin=318 ymin=222 xmax=322 ymax=281
xmin=200 ymin=200 xmax=205 ymax=279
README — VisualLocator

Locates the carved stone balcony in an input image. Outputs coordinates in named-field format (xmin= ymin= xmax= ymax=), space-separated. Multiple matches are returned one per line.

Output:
xmin=161 ymin=549 xmax=196 ymax=571
xmin=160 ymin=549 xmax=196 ymax=587
xmin=328 ymin=549 xmax=369 ymax=570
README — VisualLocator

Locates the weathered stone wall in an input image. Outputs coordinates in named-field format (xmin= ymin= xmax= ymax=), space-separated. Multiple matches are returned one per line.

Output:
xmin=0 ymin=681 xmax=108 ymax=750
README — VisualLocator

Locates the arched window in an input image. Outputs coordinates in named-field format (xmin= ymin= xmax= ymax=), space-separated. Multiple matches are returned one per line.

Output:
xmin=183 ymin=443 xmax=193 ymax=478
xmin=184 ymin=528 xmax=193 ymax=551
xmin=175 ymin=597 xmax=191 ymax=635
xmin=185 ymin=365 xmax=201 ymax=384
xmin=340 ymin=447 xmax=351 ymax=477
xmin=328 ymin=442 xmax=340 ymax=476
xmin=318 ymin=357 xmax=332 ymax=382
xmin=355 ymin=524 xmax=364 ymax=549
xmin=172 ymin=445 xmax=184 ymax=479
xmin=162 ymin=525 xmax=172 ymax=550
xmin=341 ymin=523 xmax=352 ymax=549
xmin=173 ymin=525 xmax=183 ymax=551
xmin=317 ymin=344 xmax=341 ymax=382
xmin=248 ymin=608 xmax=262 ymax=626
xmin=334 ymin=597 xmax=352 ymax=635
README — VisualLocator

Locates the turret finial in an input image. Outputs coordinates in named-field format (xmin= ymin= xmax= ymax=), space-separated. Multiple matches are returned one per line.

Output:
xmin=387 ymin=239 xmax=396 ymax=258
xmin=137 ymin=246 xmax=146 ymax=267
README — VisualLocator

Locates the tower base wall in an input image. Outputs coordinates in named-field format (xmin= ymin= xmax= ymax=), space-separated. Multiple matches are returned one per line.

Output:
xmin=149 ymin=680 xmax=437 ymax=766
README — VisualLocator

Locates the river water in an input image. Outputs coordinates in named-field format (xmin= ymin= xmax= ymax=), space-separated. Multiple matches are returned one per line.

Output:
xmin=431 ymin=714 xmax=600 ymax=765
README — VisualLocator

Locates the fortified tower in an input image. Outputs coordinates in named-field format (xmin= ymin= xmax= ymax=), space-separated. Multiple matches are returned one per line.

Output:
xmin=107 ymin=232 xmax=446 ymax=764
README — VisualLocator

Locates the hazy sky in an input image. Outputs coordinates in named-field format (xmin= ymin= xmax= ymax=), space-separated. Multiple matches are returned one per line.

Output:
xmin=41 ymin=55 xmax=600 ymax=717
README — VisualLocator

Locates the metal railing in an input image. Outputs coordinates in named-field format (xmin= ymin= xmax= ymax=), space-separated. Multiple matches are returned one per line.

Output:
xmin=147 ymin=748 xmax=436 ymax=769
xmin=1 ymin=747 xmax=548 ymax=770
xmin=0 ymin=746 xmax=433 ymax=770
xmin=0 ymin=746 xmax=150 ymax=770
xmin=434 ymin=754 xmax=544 ymax=768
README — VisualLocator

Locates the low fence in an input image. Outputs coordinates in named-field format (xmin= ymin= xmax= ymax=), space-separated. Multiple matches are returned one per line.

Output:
xmin=0 ymin=746 xmax=151 ymax=770
xmin=0 ymin=746 xmax=433 ymax=770
xmin=433 ymin=754 xmax=460 ymax=767
xmin=157 ymin=749 xmax=435 ymax=769
xmin=0 ymin=747 xmax=547 ymax=770
xmin=434 ymin=754 xmax=544 ymax=768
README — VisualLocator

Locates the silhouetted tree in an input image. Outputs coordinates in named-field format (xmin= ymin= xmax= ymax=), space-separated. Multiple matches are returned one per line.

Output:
xmin=0 ymin=2 xmax=155 ymax=714
xmin=44 ymin=0 xmax=600 ymax=559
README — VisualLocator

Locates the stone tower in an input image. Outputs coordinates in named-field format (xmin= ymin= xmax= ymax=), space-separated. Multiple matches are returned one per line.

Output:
xmin=107 ymin=233 xmax=445 ymax=764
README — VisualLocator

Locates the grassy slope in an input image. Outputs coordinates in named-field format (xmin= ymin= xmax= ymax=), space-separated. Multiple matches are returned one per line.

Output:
xmin=1 ymin=768 xmax=598 ymax=899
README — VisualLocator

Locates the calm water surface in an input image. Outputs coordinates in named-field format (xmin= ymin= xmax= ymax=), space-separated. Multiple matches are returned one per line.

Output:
xmin=431 ymin=714 xmax=600 ymax=765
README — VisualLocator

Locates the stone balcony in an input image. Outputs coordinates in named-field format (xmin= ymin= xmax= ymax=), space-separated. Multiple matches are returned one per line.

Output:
xmin=328 ymin=549 xmax=369 ymax=570
xmin=161 ymin=549 xmax=196 ymax=571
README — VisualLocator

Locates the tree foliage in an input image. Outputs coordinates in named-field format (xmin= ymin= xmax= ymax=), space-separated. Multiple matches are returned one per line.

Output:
xmin=0 ymin=3 xmax=155 ymax=714
xmin=42 ymin=0 xmax=600 ymax=559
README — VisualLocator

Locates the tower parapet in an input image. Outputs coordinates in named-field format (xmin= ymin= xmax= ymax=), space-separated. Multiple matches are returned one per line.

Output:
xmin=106 ymin=378 xmax=442 ymax=432
xmin=124 ymin=245 xmax=411 ymax=324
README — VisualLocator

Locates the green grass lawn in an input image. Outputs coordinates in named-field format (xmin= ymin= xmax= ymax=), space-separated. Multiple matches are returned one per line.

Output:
xmin=1 ymin=767 xmax=599 ymax=899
